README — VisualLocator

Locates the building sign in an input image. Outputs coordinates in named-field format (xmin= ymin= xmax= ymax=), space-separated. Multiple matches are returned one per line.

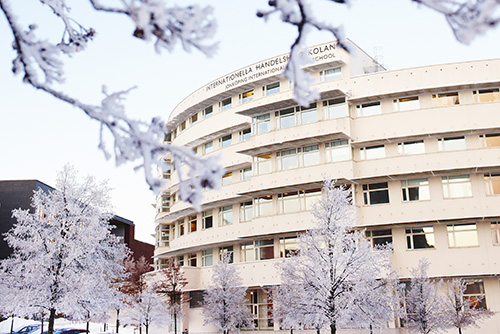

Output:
xmin=205 ymin=42 xmax=338 ymax=92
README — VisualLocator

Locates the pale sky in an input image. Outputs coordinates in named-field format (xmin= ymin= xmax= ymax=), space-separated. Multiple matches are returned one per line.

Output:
xmin=1 ymin=0 xmax=500 ymax=244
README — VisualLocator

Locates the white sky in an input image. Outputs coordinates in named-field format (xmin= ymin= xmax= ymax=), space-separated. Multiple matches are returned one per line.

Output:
xmin=1 ymin=0 xmax=500 ymax=244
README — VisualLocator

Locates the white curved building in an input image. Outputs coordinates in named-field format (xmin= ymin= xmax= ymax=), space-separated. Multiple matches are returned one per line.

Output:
xmin=154 ymin=40 xmax=500 ymax=333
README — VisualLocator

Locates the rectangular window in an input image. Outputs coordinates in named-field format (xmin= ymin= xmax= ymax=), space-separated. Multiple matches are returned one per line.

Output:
xmin=402 ymin=179 xmax=430 ymax=202
xmin=239 ymin=128 xmax=251 ymax=142
xmin=438 ymin=137 xmax=466 ymax=151
xmin=241 ymin=242 xmax=255 ymax=262
xmin=326 ymin=140 xmax=350 ymax=162
xmin=179 ymin=221 xmax=185 ymax=236
xmin=277 ymin=148 xmax=298 ymax=170
xmin=320 ymin=67 xmax=341 ymax=81
xmin=177 ymin=255 xmax=184 ymax=267
xmin=254 ymin=153 xmax=272 ymax=174
xmin=302 ymin=145 xmax=320 ymax=166
xmin=473 ymin=88 xmax=500 ymax=103
xmin=219 ymin=134 xmax=232 ymax=148
xmin=240 ymin=89 xmax=254 ymax=104
xmin=240 ymin=201 xmax=253 ymax=222
xmin=491 ymin=222 xmax=500 ymax=245
xmin=356 ymin=102 xmax=381 ymax=117
xmin=278 ymin=192 xmax=301 ymax=214
xmin=189 ymin=291 xmax=205 ymax=308
xmin=263 ymin=82 xmax=280 ymax=96
xmin=219 ymin=97 xmax=232 ymax=111
xmin=485 ymin=173 xmax=500 ymax=195
xmin=275 ymin=107 xmax=296 ymax=129
xmin=190 ymin=113 xmax=199 ymax=125
xmin=366 ymin=229 xmax=393 ymax=247
xmin=179 ymin=120 xmax=186 ymax=133
xmin=221 ymin=172 xmax=233 ymax=186
xmin=304 ymin=189 xmax=322 ymax=210
xmin=219 ymin=205 xmax=233 ymax=226
xmin=480 ymin=133 xmax=500 ymax=147
xmin=442 ymin=175 xmax=472 ymax=198
xmin=299 ymin=103 xmax=318 ymax=125
xmin=279 ymin=237 xmax=299 ymax=257
xmin=276 ymin=145 xmax=320 ymax=170
xmin=363 ymin=182 xmax=390 ymax=205
xmin=252 ymin=114 xmax=270 ymax=135
xmin=393 ymin=96 xmax=419 ymax=111
xmin=202 ymin=249 xmax=213 ymax=266
xmin=323 ymin=97 xmax=348 ymax=119
xmin=447 ymin=223 xmax=479 ymax=248
xmin=202 ymin=210 xmax=213 ymax=229
xmin=254 ymin=195 xmax=273 ymax=217
xmin=219 ymin=246 xmax=234 ymax=263
xmin=406 ymin=226 xmax=435 ymax=249
xmin=256 ymin=239 xmax=274 ymax=260
xmin=240 ymin=167 xmax=252 ymax=181
xmin=204 ymin=141 xmax=213 ymax=154
xmin=246 ymin=289 xmax=274 ymax=330
xmin=188 ymin=252 xmax=197 ymax=267
xmin=398 ymin=140 xmax=425 ymax=155
xmin=464 ymin=279 xmax=487 ymax=309
xmin=203 ymin=106 xmax=213 ymax=118
xmin=188 ymin=215 xmax=197 ymax=233
xmin=432 ymin=92 xmax=460 ymax=106
xmin=360 ymin=145 xmax=385 ymax=160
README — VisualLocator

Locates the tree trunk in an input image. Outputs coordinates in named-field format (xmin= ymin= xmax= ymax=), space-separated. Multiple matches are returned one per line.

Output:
xmin=48 ymin=308 xmax=56 ymax=334
xmin=369 ymin=324 xmax=373 ymax=334
xmin=458 ymin=328 xmax=463 ymax=334
xmin=86 ymin=321 xmax=90 ymax=333
xmin=10 ymin=316 xmax=14 ymax=334
xmin=116 ymin=309 xmax=120 ymax=334
xmin=330 ymin=322 xmax=336 ymax=334
xmin=174 ymin=313 xmax=177 ymax=334
xmin=41 ymin=318 xmax=44 ymax=334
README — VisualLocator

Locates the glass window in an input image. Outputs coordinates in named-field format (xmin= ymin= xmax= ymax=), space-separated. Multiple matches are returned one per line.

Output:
xmin=189 ymin=291 xmax=205 ymax=308
xmin=179 ymin=220 xmax=185 ymax=236
xmin=326 ymin=140 xmax=350 ymax=162
xmin=203 ymin=106 xmax=213 ymax=118
xmin=220 ymin=97 xmax=232 ymax=111
xmin=179 ymin=120 xmax=186 ymax=133
xmin=204 ymin=141 xmax=213 ymax=154
xmin=432 ymin=92 xmax=460 ymax=106
xmin=406 ymin=226 xmax=435 ymax=249
xmin=240 ymin=89 xmax=254 ymax=104
xmin=277 ymin=148 xmax=298 ymax=170
xmin=177 ymin=255 xmax=184 ymax=267
xmin=473 ymin=88 xmax=500 ymax=103
xmin=190 ymin=113 xmax=199 ymax=125
xmin=366 ymin=229 xmax=393 ymax=247
xmin=304 ymin=189 xmax=322 ymax=210
xmin=254 ymin=153 xmax=272 ymax=174
xmin=240 ymin=201 xmax=253 ymax=222
xmin=299 ymin=103 xmax=318 ymax=125
xmin=278 ymin=192 xmax=301 ymax=214
xmin=360 ymin=145 xmax=385 ymax=160
xmin=402 ymin=179 xmax=430 ymax=202
xmin=320 ymin=67 xmax=341 ymax=81
xmin=485 ymin=173 xmax=500 ymax=195
xmin=188 ymin=215 xmax=197 ymax=233
xmin=438 ymin=137 xmax=466 ymax=151
xmin=393 ymin=96 xmax=419 ymax=111
xmin=398 ymin=140 xmax=425 ymax=155
xmin=255 ymin=195 xmax=273 ymax=217
xmin=219 ymin=205 xmax=233 ymax=226
xmin=302 ymin=145 xmax=320 ymax=166
xmin=202 ymin=249 xmax=213 ymax=266
xmin=188 ymin=252 xmax=197 ymax=267
xmin=246 ymin=289 xmax=274 ymax=330
xmin=171 ymin=224 xmax=176 ymax=240
xmin=241 ymin=242 xmax=255 ymax=262
xmin=221 ymin=172 xmax=233 ymax=186
xmin=464 ymin=279 xmax=487 ymax=309
xmin=252 ymin=114 xmax=270 ymax=135
xmin=447 ymin=223 xmax=479 ymax=247
xmin=256 ymin=239 xmax=274 ymax=260
xmin=279 ymin=237 xmax=299 ymax=257
xmin=202 ymin=210 xmax=213 ymax=230
xmin=356 ymin=102 xmax=381 ymax=117
xmin=323 ymin=97 xmax=348 ymax=119
xmin=276 ymin=145 xmax=320 ymax=170
xmin=240 ymin=128 xmax=251 ymax=142
xmin=220 ymin=134 xmax=232 ymax=148
xmin=275 ymin=107 xmax=296 ymax=129
xmin=480 ymin=133 xmax=500 ymax=147
xmin=442 ymin=175 xmax=472 ymax=198
xmin=219 ymin=246 xmax=234 ymax=263
xmin=363 ymin=182 xmax=390 ymax=205
xmin=491 ymin=222 xmax=500 ymax=245
xmin=240 ymin=167 xmax=252 ymax=181
xmin=263 ymin=82 xmax=280 ymax=96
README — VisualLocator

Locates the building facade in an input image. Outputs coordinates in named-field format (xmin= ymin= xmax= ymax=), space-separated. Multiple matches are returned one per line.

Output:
xmin=154 ymin=40 xmax=500 ymax=333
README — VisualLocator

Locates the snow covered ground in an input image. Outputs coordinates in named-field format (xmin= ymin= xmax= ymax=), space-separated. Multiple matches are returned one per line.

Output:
xmin=0 ymin=318 xmax=137 ymax=334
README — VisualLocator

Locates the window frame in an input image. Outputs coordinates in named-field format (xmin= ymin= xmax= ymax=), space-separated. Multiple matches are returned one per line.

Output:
xmin=360 ymin=145 xmax=386 ymax=160
xmin=432 ymin=92 xmax=460 ymax=106
xmin=319 ymin=66 xmax=342 ymax=82
xmin=398 ymin=140 xmax=425 ymax=155
xmin=393 ymin=96 xmax=420 ymax=111
xmin=362 ymin=182 xmax=390 ymax=205
xmin=202 ymin=210 xmax=213 ymax=230
xmin=201 ymin=249 xmax=214 ymax=267
xmin=219 ymin=205 xmax=233 ymax=226
xmin=442 ymin=175 xmax=472 ymax=199
xmin=447 ymin=223 xmax=479 ymax=248
xmin=438 ymin=137 xmax=466 ymax=151
xmin=323 ymin=97 xmax=348 ymax=119
xmin=356 ymin=102 xmax=381 ymax=117
xmin=401 ymin=178 xmax=430 ymax=202
xmin=219 ymin=97 xmax=232 ymax=111
xmin=263 ymin=82 xmax=280 ymax=96
xmin=406 ymin=226 xmax=435 ymax=250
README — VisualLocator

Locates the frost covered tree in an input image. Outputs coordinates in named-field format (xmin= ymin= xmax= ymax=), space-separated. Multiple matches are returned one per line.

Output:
xmin=404 ymin=258 xmax=447 ymax=334
xmin=0 ymin=165 xmax=129 ymax=334
xmin=442 ymin=278 xmax=493 ymax=334
xmin=1 ymin=0 xmax=499 ymax=204
xmin=276 ymin=179 xmax=394 ymax=334
xmin=203 ymin=253 xmax=253 ymax=334
xmin=155 ymin=258 xmax=188 ymax=334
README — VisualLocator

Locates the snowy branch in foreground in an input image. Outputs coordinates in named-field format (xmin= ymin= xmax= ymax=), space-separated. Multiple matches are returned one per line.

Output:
xmin=0 ymin=0 xmax=221 ymax=210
